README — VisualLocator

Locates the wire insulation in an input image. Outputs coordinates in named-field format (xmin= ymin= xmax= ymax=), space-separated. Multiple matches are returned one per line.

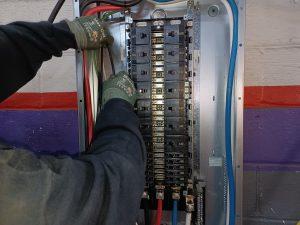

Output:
xmin=88 ymin=53 xmax=98 ymax=123
xmin=185 ymin=212 xmax=192 ymax=225
xmin=151 ymin=0 xmax=174 ymax=2
xmin=141 ymin=198 xmax=150 ymax=225
xmin=81 ymin=0 xmax=142 ymax=7
xmin=220 ymin=0 xmax=233 ymax=49
xmin=80 ymin=0 xmax=142 ymax=14
xmin=225 ymin=1 xmax=239 ymax=225
xmin=82 ymin=5 xmax=123 ymax=146
xmin=172 ymin=200 xmax=178 ymax=225
xmin=146 ymin=0 xmax=185 ymax=4
xmin=98 ymin=47 xmax=104 ymax=110
xmin=82 ymin=52 xmax=95 ymax=145
xmin=84 ymin=5 xmax=123 ymax=16
xmin=155 ymin=199 xmax=163 ymax=225
xmin=48 ymin=0 xmax=66 ymax=23
xmin=219 ymin=1 xmax=233 ymax=224
xmin=107 ymin=47 xmax=116 ymax=75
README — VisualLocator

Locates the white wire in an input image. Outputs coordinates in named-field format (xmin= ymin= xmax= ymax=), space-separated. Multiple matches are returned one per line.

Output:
xmin=226 ymin=182 xmax=230 ymax=225
xmin=185 ymin=212 xmax=192 ymax=225
xmin=146 ymin=0 xmax=186 ymax=5
xmin=89 ymin=59 xmax=99 ymax=123
xmin=221 ymin=0 xmax=233 ymax=49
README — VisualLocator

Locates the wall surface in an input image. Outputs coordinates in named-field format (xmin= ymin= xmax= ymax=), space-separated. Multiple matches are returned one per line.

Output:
xmin=0 ymin=0 xmax=78 ymax=154
xmin=0 ymin=0 xmax=299 ymax=224
xmin=244 ymin=0 xmax=300 ymax=224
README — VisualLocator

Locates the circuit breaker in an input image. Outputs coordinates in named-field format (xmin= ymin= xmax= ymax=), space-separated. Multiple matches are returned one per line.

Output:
xmin=129 ymin=18 xmax=193 ymax=210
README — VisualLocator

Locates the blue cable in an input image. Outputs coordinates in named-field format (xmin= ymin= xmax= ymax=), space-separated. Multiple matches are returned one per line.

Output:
xmin=225 ymin=1 xmax=239 ymax=225
xmin=172 ymin=200 xmax=178 ymax=225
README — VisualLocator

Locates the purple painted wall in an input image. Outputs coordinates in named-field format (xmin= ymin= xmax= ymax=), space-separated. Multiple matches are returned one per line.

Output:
xmin=0 ymin=108 xmax=299 ymax=168
xmin=0 ymin=110 xmax=79 ymax=155
xmin=244 ymin=108 xmax=300 ymax=165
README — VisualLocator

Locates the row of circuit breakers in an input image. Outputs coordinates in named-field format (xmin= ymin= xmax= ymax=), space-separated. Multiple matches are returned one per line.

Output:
xmin=128 ymin=18 xmax=196 ymax=210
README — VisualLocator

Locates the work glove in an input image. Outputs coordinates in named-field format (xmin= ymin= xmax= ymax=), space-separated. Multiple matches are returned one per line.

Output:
xmin=102 ymin=71 xmax=138 ymax=106
xmin=65 ymin=15 xmax=114 ymax=50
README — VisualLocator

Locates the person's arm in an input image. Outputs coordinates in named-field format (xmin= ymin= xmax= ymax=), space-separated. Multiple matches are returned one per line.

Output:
xmin=0 ymin=98 xmax=146 ymax=225
xmin=0 ymin=16 xmax=111 ymax=103
xmin=0 ymin=18 xmax=145 ymax=224
xmin=0 ymin=21 xmax=76 ymax=102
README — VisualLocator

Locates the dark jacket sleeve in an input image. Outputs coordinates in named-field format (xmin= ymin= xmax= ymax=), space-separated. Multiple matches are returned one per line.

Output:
xmin=0 ymin=21 xmax=76 ymax=102
xmin=0 ymin=21 xmax=146 ymax=225
xmin=0 ymin=99 xmax=146 ymax=225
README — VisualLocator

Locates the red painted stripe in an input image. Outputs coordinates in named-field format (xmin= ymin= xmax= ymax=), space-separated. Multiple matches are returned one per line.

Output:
xmin=0 ymin=86 xmax=299 ymax=110
xmin=245 ymin=85 xmax=300 ymax=109
xmin=0 ymin=92 xmax=78 ymax=110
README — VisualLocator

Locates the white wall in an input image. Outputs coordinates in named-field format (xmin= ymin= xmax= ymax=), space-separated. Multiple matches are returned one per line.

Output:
xmin=1 ymin=0 xmax=300 ymax=89
xmin=245 ymin=0 xmax=300 ymax=86
xmin=0 ymin=0 xmax=77 ymax=93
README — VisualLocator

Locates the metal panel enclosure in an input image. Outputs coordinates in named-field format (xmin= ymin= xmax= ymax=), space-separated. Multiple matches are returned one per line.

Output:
xmin=73 ymin=0 xmax=244 ymax=224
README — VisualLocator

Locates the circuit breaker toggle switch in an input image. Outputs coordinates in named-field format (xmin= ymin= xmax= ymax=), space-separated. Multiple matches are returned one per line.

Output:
xmin=139 ymin=52 xmax=148 ymax=57
xmin=140 ymin=33 xmax=147 ymax=39
xmin=168 ymin=31 xmax=176 ymax=37
xmin=135 ymin=26 xmax=151 ymax=45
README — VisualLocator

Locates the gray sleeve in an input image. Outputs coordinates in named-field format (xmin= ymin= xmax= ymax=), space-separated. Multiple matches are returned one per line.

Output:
xmin=0 ymin=99 xmax=146 ymax=225
xmin=0 ymin=136 xmax=144 ymax=225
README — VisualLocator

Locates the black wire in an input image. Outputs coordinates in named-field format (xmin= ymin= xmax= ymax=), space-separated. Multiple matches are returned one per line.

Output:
xmin=81 ymin=0 xmax=142 ymax=7
xmin=80 ymin=0 xmax=143 ymax=14
xmin=48 ymin=0 xmax=66 ymax=23
xmin=107 ymin=47 xmax=116 ymax=76
xmin=96 ymin=1 xmax=101 ymax=18
xmin=98 ymin=47 xmax=104 ymax=110
xmin=141 ymin=198 xmax=150 ymax=225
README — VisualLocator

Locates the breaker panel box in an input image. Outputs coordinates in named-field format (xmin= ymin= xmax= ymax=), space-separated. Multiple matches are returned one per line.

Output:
xmin=73 ymin=0 xmax=245 ymax=224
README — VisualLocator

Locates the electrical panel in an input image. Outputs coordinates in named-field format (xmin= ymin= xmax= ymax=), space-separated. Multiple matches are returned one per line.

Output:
xmin=73 ymin=0 xmax=245 ymax=224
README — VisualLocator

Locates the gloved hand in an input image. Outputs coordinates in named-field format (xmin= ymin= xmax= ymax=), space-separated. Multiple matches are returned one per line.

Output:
xmin=65 ymin=15 xmax=114 ymax=50
xmin=102 ymin=71 xmax=138 ymax=106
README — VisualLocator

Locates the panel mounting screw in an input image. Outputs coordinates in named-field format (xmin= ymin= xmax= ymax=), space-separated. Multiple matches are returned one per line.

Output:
xmin=208 ymin=5 xmax=220 ymax=17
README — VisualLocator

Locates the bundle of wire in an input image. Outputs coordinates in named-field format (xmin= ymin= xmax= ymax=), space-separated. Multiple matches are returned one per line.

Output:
xmin=80 ymin=1 xmax=146 ymax=147
xmin=47 ymin=0 xmax=125 ymax=146
xmin=82 ymin=4 xmax=123 ymax=146
xmin=80 ymin=0 xmax=143 ymax=14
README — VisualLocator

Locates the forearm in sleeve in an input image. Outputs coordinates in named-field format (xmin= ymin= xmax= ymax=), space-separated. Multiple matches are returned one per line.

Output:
xmin=0 ymin=21 xmax=76 ymax=103
xmin=0 ymin=99 xmax=146 ymax=225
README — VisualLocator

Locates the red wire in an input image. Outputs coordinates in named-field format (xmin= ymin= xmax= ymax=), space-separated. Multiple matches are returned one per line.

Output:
xmin=155 ymin=199 xmax=163 ymax=225
xmin=82 ymin=52 xmax=94 ymax=146
xmin=83 ymin=5 xmax=122 ymax=16
xmin=82 ymin=5 xmax=123 ymax=147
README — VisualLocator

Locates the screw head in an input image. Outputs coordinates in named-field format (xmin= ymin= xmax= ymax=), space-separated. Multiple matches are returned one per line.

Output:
xmin=208 ymin=5 xmax=220 ymax=17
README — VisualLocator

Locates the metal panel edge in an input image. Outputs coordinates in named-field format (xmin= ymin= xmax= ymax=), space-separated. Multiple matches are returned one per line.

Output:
xmin=73 ymin=0 xmax=86 ymax=152
xmin=234 ymin=0 xmax=245 ymax=224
